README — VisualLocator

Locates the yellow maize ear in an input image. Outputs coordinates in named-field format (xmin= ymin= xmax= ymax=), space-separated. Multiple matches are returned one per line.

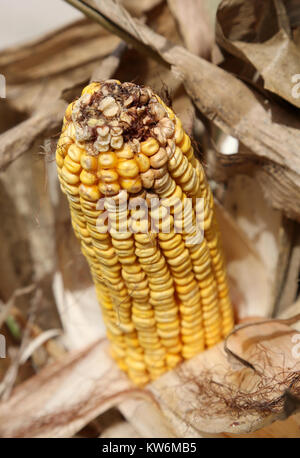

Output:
xmin=56 ymin=80 xmax=234 ymax=386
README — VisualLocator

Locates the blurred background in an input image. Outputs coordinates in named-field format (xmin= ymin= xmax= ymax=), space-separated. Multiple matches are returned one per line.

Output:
xmin=0 ymin=0 xmax=83 ymax=50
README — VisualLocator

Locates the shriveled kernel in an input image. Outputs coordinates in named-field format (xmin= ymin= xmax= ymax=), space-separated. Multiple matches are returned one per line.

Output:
xmin=149 ymin=101 xmax=166 ymax=121
xmin=152 ymin=166 xmax=168 ymax=180
xmin=98 ymin=152 xmax=118 ymax=169
xmin=157 ymin=118 xmax=175 ymax=140
xmin=99 ymin=96 xmax=120 ymax=117
xmin=95 ymin=135 xmax=111 ymax=152
xmin=120 ymin=111 xmax=133 ymax=125
xmin=140 ymin=170 xmax=155 ymax=189
xmin=150 ymin=147 xmax=168 ymax=168
xmin=157 ymin=96 xmax=175 ymax=120
xmin=97 ymin=125 xmax=110 ymax=137
xmin=111 ymin=136 xmax=124 ymax=150
xmin=111 ymin=125 xmax=123 ymax=137
xmin=98 ymin=169 xmax=119 ymax=183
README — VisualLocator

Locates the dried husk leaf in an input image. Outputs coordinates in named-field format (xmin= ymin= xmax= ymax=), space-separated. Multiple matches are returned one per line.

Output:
xmin=275 ymin=232 xmax=300 ymax=317
xmin=167 ymin=0 xmax=214 ymax=58
xmin=0 ymin=101 xmax=66 ymax=170
xmin=219 ymin=176 xmax=300 ymax=318
xmin=215 ymin=201 xmax=277 ymax=319
xmin=0 ymin=318 xmax=299 ymax=437
xmin=0 ymin=20 xmax=119 ymax=84
xmin=216 ymin=0 xmax=300 ymax=108
xmin=100 ymin=420 xmax=142 ymax=438
xmin=119 ymin=0 xmax=164 ymax=17
xmin=0 ymin=341 xmax=133 ymax=438
xmin=148 ymin=319 xmax=300 ymax=435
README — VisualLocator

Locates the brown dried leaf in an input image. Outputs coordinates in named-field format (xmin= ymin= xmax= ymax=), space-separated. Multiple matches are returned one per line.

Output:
xmin=100 ymin=420 xmax=142 ymax=438
xmin=215 ymin=201 xmax=274 ymax=319
xmin=149 ymin=319 xmax=300 ymax=435
xmin=167 ymin=0 xmax=214 ymax=58
xmin=220 ymin=176 xmax=300 ymax=318
xmin=273 ymin=223 xmax=300 ymax=317
xmin=0 ymin=19 xmax=119 ymax=84
xmin=118 ymin=397 xmax=176 ymax=438
xmin=216 ymin=0 xmax=300 ymax=108
xmin=1 ymin=318 xmax=299 ymax=437
xmin=121 ymin=0 xmax=164 ymax=16
xmin=0 ymin=340 xmax=136 ymax=437
xmin=0 ymin=101 xmax=66 ymax=170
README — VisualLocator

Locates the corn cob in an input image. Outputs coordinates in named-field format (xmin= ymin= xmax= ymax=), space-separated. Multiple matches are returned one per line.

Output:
xmin=56 ymin=80 xmax=234 ymax=386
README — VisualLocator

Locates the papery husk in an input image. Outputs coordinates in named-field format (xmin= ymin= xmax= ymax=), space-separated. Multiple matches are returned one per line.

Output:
xmin=167 ymin=0 xmax=214 ymax=58
xmin=0 ymin=316 xmax=299 ymax=437
xmin=216 ymin=0 xmax=300 ymax=108
xmin=100 ymin=420 xmax=142 ymax=438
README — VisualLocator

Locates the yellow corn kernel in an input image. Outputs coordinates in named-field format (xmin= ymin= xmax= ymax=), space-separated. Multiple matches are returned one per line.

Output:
xmin=68 ymin=143 xmax=83 ymax=163
xmin=98 ymin=181 xmax=120 ymax=196
xmin=140 ymin=137 xmax=159 ymax=156
xmin=98 ymin=152 xmax=118 ymax=169
xmin=136 ymin=153 xmax=150 ymax=172
xmin=119 ymin=177 xmax=142 ymax=193
xmin=81 ymin=81 xmax=101 ymax=96
xmin=98 ymin=169 xmax=119 ymax=183
xmin=64 ymin=155 xmax=82 ymax=174
xmin=117 ymin=159 xmax=139 ymax=178
xmin=79 ymin=184 xmax=101 ymax=201
xmin=116 ymin=144 xmax=134 ymax=160
xmin=80 ymin=153 xmax=98 ymax=171
xmin=80 ymin=169 xmax=97 ymax=186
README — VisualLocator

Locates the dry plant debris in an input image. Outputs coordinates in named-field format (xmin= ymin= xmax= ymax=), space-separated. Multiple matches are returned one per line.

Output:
xmin=0 ymin=0 xmax=299 ymax=438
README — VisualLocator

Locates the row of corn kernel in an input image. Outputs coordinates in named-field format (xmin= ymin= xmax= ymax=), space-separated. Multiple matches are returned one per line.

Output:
xmin=57 ymin=128 xmax=129 ymax=371
xmin=137 ymin=231 xmax=181 ymax=373
xmin=108 ymin=198 xmax=151 ymax=385
xmin=162 ymin=130 xmax=223 ymax=348
xmin=151 ymin=168 xmax=206 ymax=358
xmin=135 ymin=137 xmax=181 ymax=374
xmin=170 ymin=116 xmax=231 ymax=342
xmin=132 ymin=221 xmax=169 ymax=381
